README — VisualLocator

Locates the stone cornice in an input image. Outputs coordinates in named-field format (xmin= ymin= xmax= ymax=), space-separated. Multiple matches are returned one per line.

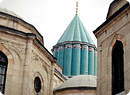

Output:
xmin=54 ymin=68 xmax=67 ymax=81
xmin=0 ymin=11 xmax=43 ymax=42
xmin=93 ymin=2 xmax=129 ymax=35
xmin=0 ymin=25 xmax=56 ymax=63
xmin=52 ymin=41 xmax=97 ymax=51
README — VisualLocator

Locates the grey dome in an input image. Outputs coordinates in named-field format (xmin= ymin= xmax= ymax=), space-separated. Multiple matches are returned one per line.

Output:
xmin=0 ymin=8 xmax=21 ymax=18
xmin=54 ymin=75 xmax=96 ymax=91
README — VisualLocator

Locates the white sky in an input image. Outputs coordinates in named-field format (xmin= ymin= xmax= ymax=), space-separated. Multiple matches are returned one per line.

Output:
xmin=0 ymin=0 xmax=129 ymax=52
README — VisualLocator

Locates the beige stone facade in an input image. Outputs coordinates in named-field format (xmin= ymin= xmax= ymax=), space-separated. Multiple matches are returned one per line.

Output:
xmin=53 ymin=63 xmax=66 ymax=89
xmin=2 ymin=1 xmax=130 ymax=95
xmin=94 ymin=0 xmax=130 ymax=95
xmin=0 ymin=8 xmax=65 ymax=95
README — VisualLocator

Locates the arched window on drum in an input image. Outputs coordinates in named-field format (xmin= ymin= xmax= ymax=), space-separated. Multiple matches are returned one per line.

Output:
xmin=0 ymin=51 xmax=8 ymax=94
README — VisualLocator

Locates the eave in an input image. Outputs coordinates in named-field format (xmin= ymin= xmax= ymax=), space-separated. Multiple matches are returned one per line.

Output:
xmin=0 ymin=25 xmax=56 ymax=63
xmin=0 ymin=11 xmax=43 ymax=42
xmin=93 ymin=2 xmax=130 ymax=35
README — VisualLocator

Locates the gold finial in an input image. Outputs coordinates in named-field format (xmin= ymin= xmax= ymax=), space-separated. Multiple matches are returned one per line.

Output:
xmin=76 ymin=1 xmax=78 ymax=15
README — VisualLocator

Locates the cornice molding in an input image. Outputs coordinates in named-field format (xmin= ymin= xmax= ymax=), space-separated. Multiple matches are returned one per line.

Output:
xmin=0 ymin=25 xmax=56 ymax=63
xmin=93 ymin=2 xmax=129 ymax=35
xmin=0 ymin=11 xmax=43 ymax=41
xmin=52 ymin=41 xmax=97 ymax=51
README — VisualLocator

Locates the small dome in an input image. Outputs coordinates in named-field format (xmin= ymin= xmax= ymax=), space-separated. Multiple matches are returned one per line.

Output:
xmin=54 ymin=75 xmax=96 ymax=91
xmin=0 ymin=8 xmax=21 ymax=18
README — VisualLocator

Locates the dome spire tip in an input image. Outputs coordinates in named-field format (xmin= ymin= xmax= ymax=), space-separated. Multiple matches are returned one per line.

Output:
xmin=76 ymin=1 xmax=79 ymax=15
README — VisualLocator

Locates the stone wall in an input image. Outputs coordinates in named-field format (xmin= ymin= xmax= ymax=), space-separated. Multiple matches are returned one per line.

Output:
xmin=95 ymin=4 xmax=130 ymax=95
xmin=0 ymin=17 xmax=56 ymax=95
xmin=0 ymin=11 xmax=43 ymax=44
xmin=0 ymin=9 xmax=66 ymax=95
xmin=0 ymin=30 xmax=26 ymax=95
xmin=0 ymin=28 xmax=55 ymax=95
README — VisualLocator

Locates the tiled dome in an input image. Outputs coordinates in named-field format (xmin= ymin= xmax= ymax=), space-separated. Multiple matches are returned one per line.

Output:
xmin=52 ymin=15 xmax=97 ymax=76
xmin=57 ymin=15 xmax=94 ymax=45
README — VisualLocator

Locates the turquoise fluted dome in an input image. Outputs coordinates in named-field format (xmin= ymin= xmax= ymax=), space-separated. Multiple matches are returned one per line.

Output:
xmin=57 ymin=15 xmax=94 ymax=44
xmin=52 ymin=15 xmax=97 ymax=76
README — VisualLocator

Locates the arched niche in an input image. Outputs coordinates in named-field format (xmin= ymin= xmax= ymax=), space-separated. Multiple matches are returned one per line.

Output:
xmin=112 ymin=40 xmax=124 ymax=95
xmin=0 ymin=51 xmax=8 ymax=94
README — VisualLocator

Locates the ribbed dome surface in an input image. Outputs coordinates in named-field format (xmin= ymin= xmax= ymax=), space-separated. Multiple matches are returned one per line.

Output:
xmin=55 ymin=75 xmax=96 ymax=91
xmin=57 ymin=15 xmax=94 ymax=45
xmin=52 ymin=15 xmax=97 ymax=76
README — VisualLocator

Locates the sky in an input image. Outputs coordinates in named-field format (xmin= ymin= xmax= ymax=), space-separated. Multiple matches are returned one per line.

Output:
xmin=0 ymin=0 xmax=127 ymax=52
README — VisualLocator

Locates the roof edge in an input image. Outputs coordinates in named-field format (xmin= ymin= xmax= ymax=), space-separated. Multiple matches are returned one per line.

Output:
xmin=54 ymin=68 xmax=67 ymax=80
xmin=52 ymin=41 xmax=97 ymax=51
xmin=0 ymin=25 xmax=56 ymax=63
xmin=93 ymin=2 xmax=129 ymax=35
xmin=0 ymin=11 xmax=43 ymax=42
xmin=54 ymin=86 xmax=96 ymax=92
xmin=106 ymin=0 xmax=119 ymax=19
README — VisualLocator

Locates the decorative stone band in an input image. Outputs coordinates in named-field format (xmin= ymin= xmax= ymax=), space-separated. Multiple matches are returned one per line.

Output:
xmin=57 ymin=46 xmax=64 ymax=51
xmin=53 ymin=41 xmax=97 ymax=49
xmin=88 ymin=47 xmax=94 ymax=52
xmin=72 ymin=44 xmax=81 ymax=48
xmin=81 ymin=45 xmax=88 ymax=49
xmin=65 ymin=44 xmax=72 ymax=48
xmin=52 ymin=42 xmax=97 ymax=52
xmin=94 ymin=51 xmax=97 ymax=54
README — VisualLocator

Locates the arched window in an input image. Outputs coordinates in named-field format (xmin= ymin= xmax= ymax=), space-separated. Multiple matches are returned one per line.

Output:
xmin=112 ymin=40 xmax=124 ymax=95
xmin=34 ymin=76 xmax=41 ymax=93
xmin=0 ymin=51 xmax=8 ymax=94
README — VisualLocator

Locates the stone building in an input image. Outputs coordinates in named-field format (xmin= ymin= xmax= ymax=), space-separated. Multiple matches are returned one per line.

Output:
xmin=1 ymin=0 xmax=130 ymax=95
xmin=0 ymin=4 xmax=97 ymax=95
xmin=94 ymin=0 xmax=130 ymax=95
xmin=0 ymin=8 xmax=65 ymax=95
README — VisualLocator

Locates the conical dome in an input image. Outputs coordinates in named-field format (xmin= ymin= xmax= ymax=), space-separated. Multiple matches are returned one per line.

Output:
xmin=52 ymin=15 xmax=97 ymax=76
xmin=57 ymin=15 xmax=94 ymax=45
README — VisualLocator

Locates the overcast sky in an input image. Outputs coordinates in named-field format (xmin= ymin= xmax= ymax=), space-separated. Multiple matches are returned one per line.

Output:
xmin=0 ymin=0 xmax=123 ymax=52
